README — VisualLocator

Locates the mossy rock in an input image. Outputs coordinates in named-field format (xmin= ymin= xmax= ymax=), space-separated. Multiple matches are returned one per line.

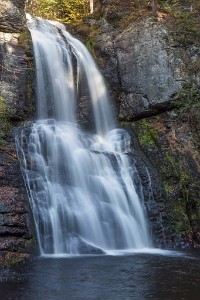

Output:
xmin=0 ymin=97 xmax=11 ymax=146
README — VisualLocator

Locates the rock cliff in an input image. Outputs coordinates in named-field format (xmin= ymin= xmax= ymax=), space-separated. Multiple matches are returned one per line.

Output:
xmin=92 ymin=16 xmax=199 ymax=120
xmin=0 ymin=0 xmax=25 ymax=33
xmin=0 ymin=0 xmax=35 ymax=265
xmin=83 ymin=0 xmax=200 ymax=247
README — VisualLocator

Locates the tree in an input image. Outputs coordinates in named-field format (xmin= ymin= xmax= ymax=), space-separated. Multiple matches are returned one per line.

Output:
xmin=151 ymin=0 xmax=158 ymax=17
xmin=26 ymin=0 xmax=90 ymax=23
xmin=89 ymin=0 xmax=93 ymax=13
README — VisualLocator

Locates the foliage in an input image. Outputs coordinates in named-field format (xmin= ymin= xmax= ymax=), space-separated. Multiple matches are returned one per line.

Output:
xmin=171 ymin=12 xmax=200 ymax=46
xmin=26 ymin=0 xmax=90 ymax=24
xmin=159 ymin=0 xmax=200 ymax=11
xmin=173 ymin=85 xmax=200 ymax=152
xmin=173 ymin=85 xmax=200 ymax=112
xmin=159 ymin=1 xmax=200 ymax=46
xmin=85 ymin=38 xmax=96 ymax=58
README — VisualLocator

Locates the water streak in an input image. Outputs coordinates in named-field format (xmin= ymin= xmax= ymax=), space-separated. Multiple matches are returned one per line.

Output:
xmin=16 ymin=15 xmax=151 ymax=255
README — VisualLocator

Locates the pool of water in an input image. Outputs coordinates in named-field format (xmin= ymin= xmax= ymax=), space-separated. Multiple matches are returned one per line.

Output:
xmin=0 ymin=250 xmax=200 ymax=299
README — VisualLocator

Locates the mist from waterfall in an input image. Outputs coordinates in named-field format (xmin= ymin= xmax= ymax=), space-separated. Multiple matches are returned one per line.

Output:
xmin=16 ymin=15 xmax=151 ymax=255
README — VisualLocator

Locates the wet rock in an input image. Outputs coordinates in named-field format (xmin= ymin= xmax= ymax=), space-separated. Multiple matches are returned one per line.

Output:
xmin=0 ymin=136 xmax=35 ymax=265
xmin=129 ymin=111 xmax=200 ymax=248
xmin=128 ymin=148 xmax=169 ymax=248
xmin=0 ymin=1 xmax=35 ymax=265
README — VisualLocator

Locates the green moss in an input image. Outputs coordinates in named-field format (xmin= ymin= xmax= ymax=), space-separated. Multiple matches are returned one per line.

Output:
xmin=122 ymin=110 xmax=199 ymax=238
xmin=0 ymin=256 xmax=23 ymax=267
xmin=134 ymin=116 xmax=196 ymax=237
xmin=119 ymin=121 xmax=130 ymax=126
xmin=172 ymin=204 xmax=191 ymax=235
xmin=135 ymin=120 xmax=159 ymax=147
xmin=18 ymin=29 xmax=29 ymax=46
xmin=85 ymin=38 xmax=96 ymax=59
xmin=24 ymin=237 xmax=35 ymax=248
xmin=127 ymin=96 xmax=199 ymax=239
xmin=18 ymin=29 xmax=33 ymax=55
xmin=0 ymin=97 xmax=11 ymax=146
xmin=159 ymin=151 xmax=194 ymax=235
xmin=173 ymin=85 xmax=200 ymax=112
xmin=163 ymin=153 xmax=189 ymax=187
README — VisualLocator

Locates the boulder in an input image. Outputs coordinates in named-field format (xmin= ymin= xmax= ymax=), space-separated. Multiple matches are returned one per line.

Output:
xmin=94 ymin=18 xmax=200 ymax=119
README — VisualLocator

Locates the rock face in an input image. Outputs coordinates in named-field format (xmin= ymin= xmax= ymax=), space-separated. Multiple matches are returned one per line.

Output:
xmin=127 ymin=141 xmax=171 ymax=248
xmin=0 ymin=31 xmax=34 ymax=120
xmin=0 ymin=0 xmax=34 ymax=120
xmin=115 ymin=20 xmax=186 ymax=119
xmin=0 ymin=0 xmax=25 ymax=33
xmin=84 ymin=3 xmax=200 ymax=248
xmin=94 ymin=17 xmax=199 ymax=120
xmin=0 ymin=135 xmax=35 ymax=265
xmin=0 ymin=0 xmax=35 ymax=265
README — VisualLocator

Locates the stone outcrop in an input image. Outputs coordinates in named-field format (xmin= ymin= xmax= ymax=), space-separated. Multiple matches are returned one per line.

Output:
xmin=115 ymin=20 xmax=187 ymax=119
xmin=0 ymin=30 xmax=34 ymax=120
xmin=0 ymin=0 xmax=34 ymax=120
xmin=0 ymin=135 xmax=35 ymax=265
xmin=130 ymin=107 xmax=200 ymax=248
xmin=93 ymin=17 xmax=200 ymax=120
xmin=0 ymin=0 xmax=35 ymax=265
xmin=0 ymin=0 xmax=25 ymax=33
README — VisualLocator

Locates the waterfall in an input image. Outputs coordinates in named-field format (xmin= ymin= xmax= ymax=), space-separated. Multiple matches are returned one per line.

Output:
xmin=16 ymin=15 xmax=151 ymax=255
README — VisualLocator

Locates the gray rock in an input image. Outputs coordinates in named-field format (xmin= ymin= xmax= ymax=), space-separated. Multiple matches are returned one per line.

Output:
xmin=0 ymin=0 xmax=25 ymax=33
xmin=0 ymin=0 xmax=35 ymax=264
xmin=0 ymin=31 xmax=34 ymax=119
xmin=119 ymin=92 xmax=149 ymax=119
xmin=115 ymin=20 xmax=186 ymax=102
xmin=94 ymin=18 xmax=198 ymax=119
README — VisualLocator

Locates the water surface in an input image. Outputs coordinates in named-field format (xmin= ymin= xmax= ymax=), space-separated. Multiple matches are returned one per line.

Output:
xmin=1 ymin=250 xmax=200 ymax=299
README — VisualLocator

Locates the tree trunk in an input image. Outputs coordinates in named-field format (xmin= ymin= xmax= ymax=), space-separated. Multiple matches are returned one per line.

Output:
xmin=151 ymin=0 xmax=158 ymax=17
xmin=90 ymin=0 xmax=94 ymax=14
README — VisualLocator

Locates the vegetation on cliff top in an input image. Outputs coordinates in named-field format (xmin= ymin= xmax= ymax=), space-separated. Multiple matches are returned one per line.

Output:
xmin=25 ymin=1 xmax=200 ymax=25
xmin=26 ymin=0 xmax=90 ymax=24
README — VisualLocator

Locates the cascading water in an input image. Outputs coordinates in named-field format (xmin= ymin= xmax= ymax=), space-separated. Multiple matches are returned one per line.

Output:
xmin=16 ymin=15 xmax=151 ymax=255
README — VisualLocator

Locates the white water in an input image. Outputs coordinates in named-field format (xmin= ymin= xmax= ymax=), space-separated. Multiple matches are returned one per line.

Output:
xmin=17 ymin=15 xmax=151 ymax=255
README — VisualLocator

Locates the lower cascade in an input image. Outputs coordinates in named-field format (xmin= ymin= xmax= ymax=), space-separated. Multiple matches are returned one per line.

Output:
xmin=16 ymin=15 xmax=151 ymax=255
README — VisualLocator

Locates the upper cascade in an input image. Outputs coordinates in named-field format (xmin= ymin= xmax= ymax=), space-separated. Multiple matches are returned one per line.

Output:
xmin=26 ymin=14 xmax=115 ymax=136
xmin=16 ymin=15 xmax=151 ymax=256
